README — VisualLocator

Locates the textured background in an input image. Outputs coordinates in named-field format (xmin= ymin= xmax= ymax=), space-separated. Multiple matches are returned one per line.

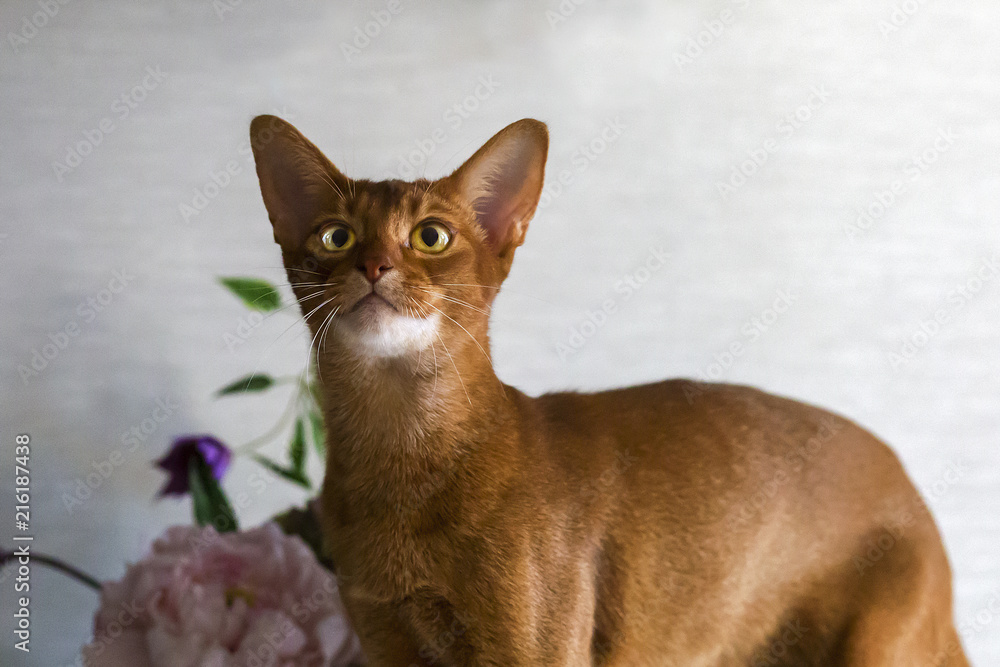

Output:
xmin=1 ymin=0 xmax=998 ymax=664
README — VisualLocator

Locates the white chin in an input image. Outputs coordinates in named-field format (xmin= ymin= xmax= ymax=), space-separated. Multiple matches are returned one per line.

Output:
xmin=336 ymin=308 xmax=441 ymax=359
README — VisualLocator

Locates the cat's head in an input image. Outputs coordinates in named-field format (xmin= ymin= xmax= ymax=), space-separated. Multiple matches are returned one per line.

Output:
xmin=250 ymin=116 xmax=547 ymax=360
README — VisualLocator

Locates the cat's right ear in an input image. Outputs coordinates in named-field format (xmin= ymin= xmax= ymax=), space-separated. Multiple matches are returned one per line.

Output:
xmin=447 ymin=119 xmax=548 ymax=259
xmin=249 ymin=115 xmax=349 ymax=249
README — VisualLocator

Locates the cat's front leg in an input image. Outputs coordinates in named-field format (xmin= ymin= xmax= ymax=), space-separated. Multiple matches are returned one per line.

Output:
xmin=386 ymin=590 xmax=563 ymax=667
xmin=339 ymin=592 xmax=427 ymax=666
xmin=442 ymin=581 xmax=593 ymax=666
xmin=341 ymin=589 xmax=492 ymax=667
xmin=428 ymin=533 xmax=597 ymax=666
xmin=452 ymin=607 xmax=592 ymax=667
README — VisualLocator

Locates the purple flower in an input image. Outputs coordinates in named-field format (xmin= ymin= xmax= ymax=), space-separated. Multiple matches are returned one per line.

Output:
xmin=156 ymin=435 xmax=231 ymax=497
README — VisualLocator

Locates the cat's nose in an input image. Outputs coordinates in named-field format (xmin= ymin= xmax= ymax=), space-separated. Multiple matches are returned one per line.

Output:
xmin=357 ymin=255 xmax=394 ymax=284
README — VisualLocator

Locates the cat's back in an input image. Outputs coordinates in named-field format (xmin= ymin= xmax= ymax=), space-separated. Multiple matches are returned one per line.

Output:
xmin=532 ymin=378 xmax=859 ymax=463
xmin=526 ymin=380 xmax=937 ymax=659
xmin=527 ymin=379 xmax=918 ymax=526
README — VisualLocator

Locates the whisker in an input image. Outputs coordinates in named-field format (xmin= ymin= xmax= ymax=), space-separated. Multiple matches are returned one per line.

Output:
xmin=260 ymin=289 xmax=326 ymax=321
xmin=317 ymin=305 xmax=341 ymax=358
xmin=317 ymin=170 xmax=346 ymax=201
xmin=301 ymin=295 xmax=337 ymax=326
xmin=421 ymin=300 xmax=490 ymax=362
xmin=311 ymin=304 xmax=343 ymax=384
xmin=430 ymin=334 xmax=439 ymax=400
xmin=427 ymin=280 xmax=557 ymax=306
xmin=295 ymin=356 xmax=313 ymax=413
xmin=406 ymin=295 xmax=439 ymax=399
xmin=435 ymin=331 xmax=471 ymax=406
xmin=267 ymin=278 xmax=342 ymax=288
xmin=252 ymin=267 xmax=329 ymax=277
xmin=415 ymin=325 xmax=423 ymax=369
xmin=303 ymin=308 xmax=333 ymax=384
xmin=406 ymin=285 xmax=492 ymax=316
xmin=421 ymin=300 xmax=505 ymax=397
xmin=241 ymin=294 xmax=336 ymax=386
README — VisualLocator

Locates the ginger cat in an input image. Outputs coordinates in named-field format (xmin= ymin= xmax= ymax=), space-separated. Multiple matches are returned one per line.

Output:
xmin=250 ymin=115 xmax=970 ymax=666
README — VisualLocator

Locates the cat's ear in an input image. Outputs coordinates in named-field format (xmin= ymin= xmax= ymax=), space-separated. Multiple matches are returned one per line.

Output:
xmin=448 ymin=119 xmax=548 ymax=256
xmin=249 ymin=115 xmax=349 ymax=249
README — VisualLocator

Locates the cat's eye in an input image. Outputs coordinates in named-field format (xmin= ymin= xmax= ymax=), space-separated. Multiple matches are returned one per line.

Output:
xmin=410 ymin=221 xmax=451 ymax=254
xmin=319 ymin=223 xmax=355 ymax=252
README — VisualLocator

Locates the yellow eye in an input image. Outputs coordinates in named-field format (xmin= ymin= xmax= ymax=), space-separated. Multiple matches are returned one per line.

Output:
xmin=319 ymin=223 xmax=355 ymax=252
xmin=411 ymin=221 xmax=451 ymax=254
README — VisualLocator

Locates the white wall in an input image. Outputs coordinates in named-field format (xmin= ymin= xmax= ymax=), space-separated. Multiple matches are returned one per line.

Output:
xmin=1 ymin=0 xmax=997 ymax=664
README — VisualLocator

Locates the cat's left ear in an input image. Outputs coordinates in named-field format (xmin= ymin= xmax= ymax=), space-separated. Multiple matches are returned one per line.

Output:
xmin=447 ymin=119 xmax=548 ymax=257
xmin=250 ymin=115 xmax=349 ymax=249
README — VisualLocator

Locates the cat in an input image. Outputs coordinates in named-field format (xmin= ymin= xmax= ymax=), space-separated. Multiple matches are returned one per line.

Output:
xmin=250 ymin=115 xmax=970 ymax=666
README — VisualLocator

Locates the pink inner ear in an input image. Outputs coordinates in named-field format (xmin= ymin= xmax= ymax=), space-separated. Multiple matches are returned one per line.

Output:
xmin=469 ymin=140 xmax=544 ymax=251
xmin=272 ymin=156 xmax=321 ymax=227
xmin=252 ymin=122 xmax=343 ymax=249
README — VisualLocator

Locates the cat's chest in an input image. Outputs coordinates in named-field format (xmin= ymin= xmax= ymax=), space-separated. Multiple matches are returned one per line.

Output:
xmin=320 ymin=408 xmax=490 ymax=600
xmin=330 ymin=510 xmax=455 ymax=603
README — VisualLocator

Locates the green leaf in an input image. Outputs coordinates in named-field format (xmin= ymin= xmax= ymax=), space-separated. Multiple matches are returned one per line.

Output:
xmin=217 ymin=374 xmax=275 ymax=396
xmin=219 ymin=277 xmax=282 ymax=312
xmin=308 ymin=409 xmax=326 ymax=456
xmin=272 ymin=503 xmax=332 ymax=571
xmin=188 ymin=457 xmax=239 ymax=532
xmin=289 ymin=418 xmax=306 ymax=479
xmin=252 ymin=454 xmax=311 ymax=489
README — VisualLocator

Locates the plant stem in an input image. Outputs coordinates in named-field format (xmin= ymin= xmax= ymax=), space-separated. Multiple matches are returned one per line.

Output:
xmin=0 ymin=549 xmax=101 ymax=591
xmin=235 ymin=383 xmax=302 ymax=454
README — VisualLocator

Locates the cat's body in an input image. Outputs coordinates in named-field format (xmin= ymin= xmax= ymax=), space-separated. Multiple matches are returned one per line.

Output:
xmin=251 ymin=116 xmax=969 ymax=666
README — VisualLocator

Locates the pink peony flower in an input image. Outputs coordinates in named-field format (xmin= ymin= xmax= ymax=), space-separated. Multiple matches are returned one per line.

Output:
xmin=81 ymin=523 xmax=364 ymax=667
